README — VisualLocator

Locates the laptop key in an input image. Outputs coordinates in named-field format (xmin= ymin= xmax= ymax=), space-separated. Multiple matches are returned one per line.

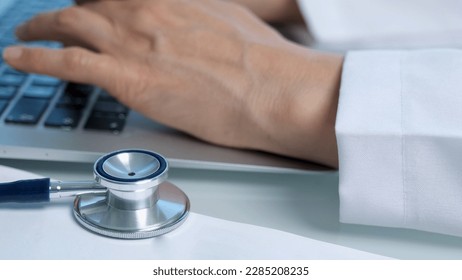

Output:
xmin=0 ymin=73 xmax=27 ymax=86
xmin=66 ymin=83 xmax=94 ymax=96
xmin=92 ymin=100 xmax=129 ymax=114
xmin=45 ymin=107 xmax=82 ymax=128
xmin=23 ymin=84 xmax=58 ymax=99
xmin=57 ymin=91 xmax=89 ymax=110
xmin=98 ymin=91 xmax=118 ymax=102
xmin=85 ymin=111 xmax=127 ymax=133
xmin=31 ymin=75 xmax=61 ymax=87
xmin=5 ymin=97 xmax=48 ymax=125
xmin=0 ymin=85 xmax=17 ymax=99
xmin=55 ymin=83 xmax=93 ymax=109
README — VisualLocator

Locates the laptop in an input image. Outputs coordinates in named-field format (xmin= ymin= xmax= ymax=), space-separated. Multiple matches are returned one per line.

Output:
xmin=0 ymin=0 xmax=328 ymax=173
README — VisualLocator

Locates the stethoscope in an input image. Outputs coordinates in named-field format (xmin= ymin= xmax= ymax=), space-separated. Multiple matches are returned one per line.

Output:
xmin=0 ymin=149 xmax=190 ymax=239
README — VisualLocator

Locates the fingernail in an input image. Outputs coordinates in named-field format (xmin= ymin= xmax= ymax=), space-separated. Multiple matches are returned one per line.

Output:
xmin=3 ymin=47 xmax=23 ymax=60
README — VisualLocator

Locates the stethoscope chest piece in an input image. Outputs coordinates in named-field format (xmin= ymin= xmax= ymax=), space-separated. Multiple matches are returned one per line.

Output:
xmin=73 ymin=150 xmax=190 ymax=239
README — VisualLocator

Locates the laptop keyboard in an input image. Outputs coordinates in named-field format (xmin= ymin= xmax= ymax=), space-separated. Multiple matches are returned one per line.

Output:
xmin=0 ymin=0 xmax=129 ymax=133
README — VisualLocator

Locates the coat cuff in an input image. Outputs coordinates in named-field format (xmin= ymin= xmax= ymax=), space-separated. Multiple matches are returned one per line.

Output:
xmin=336 ymin=50 xmax=405 ymax=228
xmin=336 ymin=49 xmax=462 ymax=237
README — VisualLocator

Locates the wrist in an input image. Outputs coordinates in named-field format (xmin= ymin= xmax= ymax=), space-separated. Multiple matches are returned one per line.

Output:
xmin=245 ymin=42 xmax=343 ymax=167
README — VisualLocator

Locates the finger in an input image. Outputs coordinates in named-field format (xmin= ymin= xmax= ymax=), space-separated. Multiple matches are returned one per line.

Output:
xmin=3 ymin=46 xmax=119 ymax=91
xmin=16 ymin=7 xmax=115 ymax=52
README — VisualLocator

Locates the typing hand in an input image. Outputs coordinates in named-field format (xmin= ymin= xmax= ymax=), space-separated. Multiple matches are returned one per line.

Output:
xmin=3 ymin=0 xmax=342 ymax=167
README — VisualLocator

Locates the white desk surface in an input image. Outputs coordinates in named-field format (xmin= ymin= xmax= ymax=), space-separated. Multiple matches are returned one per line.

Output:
xmin=1 ymin=159 xmax=462 ymax=259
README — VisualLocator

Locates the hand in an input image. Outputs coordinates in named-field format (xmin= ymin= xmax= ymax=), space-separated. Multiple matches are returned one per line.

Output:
xmin=3 ymin=0 xmax=342 ymax=167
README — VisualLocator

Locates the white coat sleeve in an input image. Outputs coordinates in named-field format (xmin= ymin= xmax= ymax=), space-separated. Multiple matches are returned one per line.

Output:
xmin=336 ymin=49 xmax=462 ymax=237
xmin=296 ymin=0 xmax=462 ymax=50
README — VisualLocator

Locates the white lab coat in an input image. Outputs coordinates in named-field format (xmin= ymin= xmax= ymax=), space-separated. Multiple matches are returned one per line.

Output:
xmin=296 ymin=0 xmax=462 ymax=237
